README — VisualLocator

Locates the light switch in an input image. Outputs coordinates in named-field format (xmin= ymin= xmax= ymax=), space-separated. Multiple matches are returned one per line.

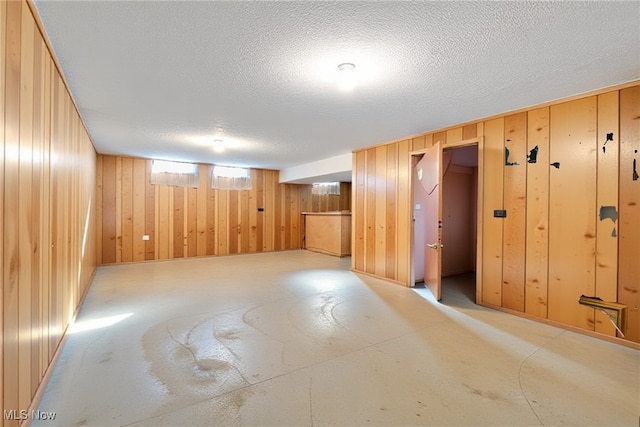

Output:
xmin=415 ymin=204 xmax=421 ymax=210
xmin=142 ymin=235 xmax=150 ymax=241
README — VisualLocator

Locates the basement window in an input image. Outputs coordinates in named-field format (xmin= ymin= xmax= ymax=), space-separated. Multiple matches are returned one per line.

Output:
xmin=312 ymin=182 xmax=340 ymax=195
xmin=150 ymin=160 xmax=199 ymax=188
xmin=211 ymin=165 xmax=252 ymax=190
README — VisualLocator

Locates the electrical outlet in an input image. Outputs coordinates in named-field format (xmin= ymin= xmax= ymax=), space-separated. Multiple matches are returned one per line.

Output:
xmin=142 ymin=235 xmax=150 ymax=241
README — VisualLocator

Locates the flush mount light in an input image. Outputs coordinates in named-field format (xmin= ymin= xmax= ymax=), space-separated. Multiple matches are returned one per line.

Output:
xmin=337 ymin=62 xmax=356 ymax=92
xmin=212 ymin=139 xmax=225 ymax=153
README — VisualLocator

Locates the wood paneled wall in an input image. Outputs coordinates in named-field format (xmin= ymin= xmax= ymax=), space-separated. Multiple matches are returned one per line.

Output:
xmin=352 ymin=84 xmax=640 ymax=344
xmin=96 ymin=156 xmax=349 ymax=264
xmin=308 ymin=182 xmax=351 ymax=213
xmin=1 ymin=2 xmax=97 ymax=425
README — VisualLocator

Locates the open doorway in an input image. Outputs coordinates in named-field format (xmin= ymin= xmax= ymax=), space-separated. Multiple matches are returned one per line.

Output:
xmin=412 ymin=143 xmax=478 ymax=304
xmin=441 ymin=145 xmax=478 ymax=303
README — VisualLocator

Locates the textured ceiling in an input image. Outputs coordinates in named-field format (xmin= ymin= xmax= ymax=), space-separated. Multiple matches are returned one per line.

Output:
xmin=33 ymin=1 xmax=640 ymax=179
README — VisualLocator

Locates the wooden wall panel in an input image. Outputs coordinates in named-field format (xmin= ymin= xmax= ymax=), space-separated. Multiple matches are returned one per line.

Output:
xmin=187 ymin=185 xmax=197 ymax=257
xmin=374 ymin=145 xmax=387 ymax=277
xmin=502 ymin=112 xmax=527 ymax=312
xmin=144 ymin=160 xmax=155 ymax=260
xmin=481 ymin=118 xmax=504 ymax=306
xmin=353 ymin=150 xmax=366 ymax=272
xmin=353 ymin=85 xmax=639 ymax=345
xmin=0 ymin=1 xmax=6 ymax=418
xmin=366 ymin=149 xmax=376 ymax=274
xmin=206 ymin=179 xmax=217 ymax=255
xmin=101 ymin=156 xmax=116 ymax=263
xmin=446 ymin=127 xmax=463 ymax=146
xmin=196 ymin=165 xmax=208 ymax=256
xmin=4 ymin=1 xmax=22 ymax=420
xmin=1 ymin=1 xmax=98 ymax=421
xmin=96 ymin=158 xmax=312 ymax=264
xmin=595 ymin=91 xmax=619 ymax=336
xmin=396 ymin=139 xmax=411 ymax=284
xmin=173 ymin=186 xmax=184 ymax=258
xmin=120 ymin=157 xmax=133 ymax=262
xmin=385 ymin=144 xmax=397 ymax=280
xmin=463 ymin=124 xmax=477 ymax=140
xmin=411 ymin=135 xmax=426 ymax=152
xmin=618 ymin=86 xmax=640 ymax=342
xmin=18 ymin=5 xmax=34 ymax=407
xmin=31 ymin=28 xmax=45 ymax=392
xmin=525 ymin=107 xmax=550 ymax=318
xmin=548 ymin=97 xmax=597 ymax=330
xmin=132 ymin=158 xmax=146 ymax=261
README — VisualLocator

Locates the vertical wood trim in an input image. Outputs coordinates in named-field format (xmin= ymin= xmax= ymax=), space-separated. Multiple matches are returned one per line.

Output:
xmin=374 ymin=145 xmax=387 ymax=277
xmin=196 ymin=164 xmax=207 ymax=256
xmin=144 ymin=160 xmax=155 ymax=260
xmin=249 ymin=170 xmax=258 ymax=252
xmin=475 ymin=127 xmax=485 ymax=304
xmin=385 ymin=143 xmax=397 ymax=280
xmin=0 ymin=0 xmax=6 ymax=415
xmin=595 ymin=91 xmax=619 ymax=336
xmin=228 ymin=190 xmax=239 ymax=254
xmin=397 ymin=139 xmax=411 ymax=285
xmin=264 ymin=171 xmax=275 ymax=252
xmin=206 ymin=176 xmax=216 ymax=255
xmin=101 ymin=156 xmax=116 ymax=263
xmin=525 ymin=107 xmax=550 ymax=318
xmin=114 ymin=157 xmax=122 ymax=263
xmin=96 ymin=156 xmax=103 ymax=264
xmin=132 ymin=158 xmax=146 ymax=261
xmin=187 ymin=185 xmax=197 ymax=257
xmin=173 ymin=186 xmax=184 ymax=259
xmin=365 ymin=149 xmax=376 ymax=274
xmin=154 ymin=185 xmax=160 ymax=258
xmin=255 ymin=169 xmax=263 ymax=252
xmin=354 ymin=150 xmax=366 ymax=272
xmin=168 ymin=186 xmax=174 ymax=259
xmin=30 ymin=30 xmax=43 ymax=393
xmin=18 ymin=4 xmax=34 ymax=407
xmin=618 ymin=86 xmax=640 ymax=342
xmin=120 ymin=157 xmax=133 ymax=262
xmin=502 ymin=112 xmax=527 ymax=312
xmin=481 ymin=118 xmax=504 ymax=306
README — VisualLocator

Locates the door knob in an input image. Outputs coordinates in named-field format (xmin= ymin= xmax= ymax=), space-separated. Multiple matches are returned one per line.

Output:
xmin=426 ymin=243 xmax=443 ymax=249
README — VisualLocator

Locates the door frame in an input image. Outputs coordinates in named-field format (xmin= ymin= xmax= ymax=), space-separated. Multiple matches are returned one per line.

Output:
xmin=408 ymin=136 xmax=484 ymax=304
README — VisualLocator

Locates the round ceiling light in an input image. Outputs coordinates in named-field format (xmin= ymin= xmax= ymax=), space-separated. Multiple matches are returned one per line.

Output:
xmin=212 ymin=139 xmax=225 ymax=153
xmin=337 ymin=63 xmax=356 ymax=92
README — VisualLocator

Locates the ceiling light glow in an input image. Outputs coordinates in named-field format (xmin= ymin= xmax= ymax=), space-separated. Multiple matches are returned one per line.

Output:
xmin=212 ymin=139 xmax=225 ymax=153
xmin=337 ymin=62 xmax=356 ymax=92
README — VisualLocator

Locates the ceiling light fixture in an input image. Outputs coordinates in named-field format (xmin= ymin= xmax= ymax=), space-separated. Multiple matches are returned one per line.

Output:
xmin=337 ymin=62 xmax=356 ymax=92
xmin=212 ymin=139 xmax=225 ymax=153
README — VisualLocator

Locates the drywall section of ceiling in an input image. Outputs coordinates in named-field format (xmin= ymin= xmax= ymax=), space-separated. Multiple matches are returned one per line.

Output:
xmin=32 ymin=1 xmax=640 ymax=171
xmin=280 ymin=153 xmax=352 ymax=184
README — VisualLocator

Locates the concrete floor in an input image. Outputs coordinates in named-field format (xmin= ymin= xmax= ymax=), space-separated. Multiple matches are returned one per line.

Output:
xmin=35 ymin=250 xmax=638 ymax=426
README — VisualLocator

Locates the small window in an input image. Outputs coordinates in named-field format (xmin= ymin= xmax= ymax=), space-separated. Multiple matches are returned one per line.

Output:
xmin=150 ymin=160 xmax=199 ymax=187
xmin=211 ymin=165 xmax=252 ymax=190
xmin=312 ymin=182 xmax=340 ymax=195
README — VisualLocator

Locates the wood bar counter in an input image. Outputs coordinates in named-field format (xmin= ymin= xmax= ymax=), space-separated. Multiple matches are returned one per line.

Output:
xmin=302 ymin=211 xmax=351 ymax=257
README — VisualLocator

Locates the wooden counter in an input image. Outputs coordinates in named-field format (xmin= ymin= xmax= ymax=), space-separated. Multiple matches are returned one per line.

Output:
xmin=302 ymin=212 xmax=351 ymax=257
